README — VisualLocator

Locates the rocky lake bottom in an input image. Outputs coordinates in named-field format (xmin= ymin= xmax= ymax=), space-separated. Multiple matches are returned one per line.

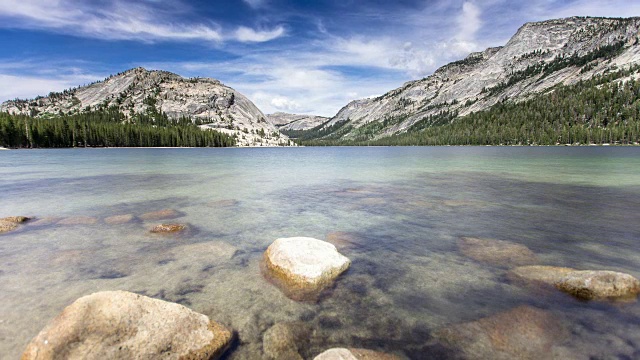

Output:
xmin=1 ymin=147 xmax=640 ymax=359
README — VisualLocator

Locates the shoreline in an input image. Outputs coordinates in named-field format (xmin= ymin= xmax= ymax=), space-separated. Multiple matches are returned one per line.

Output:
xmin=1 ymin=143 xmax=639 ymax=150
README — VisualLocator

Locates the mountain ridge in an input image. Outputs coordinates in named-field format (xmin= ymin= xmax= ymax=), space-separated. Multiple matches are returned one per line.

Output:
xmin=312 ymin=16 xmax=640 ymax=142
xmin=1 ymin=67 xmax=292 ymax=147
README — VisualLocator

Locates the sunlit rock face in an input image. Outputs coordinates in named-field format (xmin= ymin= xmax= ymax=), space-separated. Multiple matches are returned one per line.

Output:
xmin=316 ymin=17 xmax=640 ymax=140
xmin=0 ymin=67 xmax=292 ymax=147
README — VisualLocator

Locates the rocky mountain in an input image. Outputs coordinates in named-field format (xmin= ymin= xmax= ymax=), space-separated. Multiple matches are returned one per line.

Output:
xmin=314 ymin=16 xmax=640 ymax=141
xmin=0 ymin=68 xmax=292 ymax=147
xmin=266 ymin=112 xmax=329 ymax=131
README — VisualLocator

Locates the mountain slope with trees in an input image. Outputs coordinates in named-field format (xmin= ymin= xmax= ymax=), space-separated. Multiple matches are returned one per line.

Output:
xmin=299 ymin=16 xmax=640 ymax=145
xmin=302 ymin=66 xmax=640 ymax=146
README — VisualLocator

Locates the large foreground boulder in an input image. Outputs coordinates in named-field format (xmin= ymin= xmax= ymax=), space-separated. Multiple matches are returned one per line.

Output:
xmin=433 ymin=306 xmax=568 ymax=360
xmin=263 ymin=237 xmax=351 ymax=301
xmin=509 ymin=265 xmax=640 ymax=301
xmin=458 ymin=237 xmax=538 ymax=267
xmin=21 ymin=290 xmax=233 ymax=360
xmin=314 ymin=348 xmax=400 ymax=360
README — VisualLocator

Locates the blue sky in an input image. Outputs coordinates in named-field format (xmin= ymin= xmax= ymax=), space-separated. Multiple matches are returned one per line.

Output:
xmin=0 ymin=0 xmax=638 ymax=116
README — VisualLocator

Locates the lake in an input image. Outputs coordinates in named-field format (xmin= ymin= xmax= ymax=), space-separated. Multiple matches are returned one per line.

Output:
xmin=1 ymin=147 xmax=640 ymax=359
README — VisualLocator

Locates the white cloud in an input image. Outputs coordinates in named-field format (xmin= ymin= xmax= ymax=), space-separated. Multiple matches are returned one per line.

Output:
xmin=0 ymin=73 xmax=100 ymax=103
xmin=270 ymin=96 xmax=301 ymax=112
xmin=0 ymin=0 xmax=284 ymax=43
xmin=458 ymin=2 xmax=482 ymax=41
xmin=234 ymin=26 xmax=285 ymax=43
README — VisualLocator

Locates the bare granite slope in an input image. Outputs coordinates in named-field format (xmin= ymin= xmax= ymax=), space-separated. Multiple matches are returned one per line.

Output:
xmin=266 ymin=112 xmax=330 ymax=131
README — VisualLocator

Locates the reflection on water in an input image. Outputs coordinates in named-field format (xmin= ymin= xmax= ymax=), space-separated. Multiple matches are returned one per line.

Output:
xmin=1 ymin=147 xmax=639 ymax=359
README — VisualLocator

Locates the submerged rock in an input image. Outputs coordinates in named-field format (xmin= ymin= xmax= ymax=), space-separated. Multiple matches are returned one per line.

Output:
xmin=57 ymin=216 xmax=98 ymax=225
xmin=49 ymin=249 xmax=91 ymax=266
xmin=208 ymin=199 xmax=240 ymax=208
xmin=104 ymin=214 xmax=135 ymax=225
xmin=325 ymin=231 xmax=365 ymax=251
xmin=555 ymin=270 xmax=640 ymax=301
xmin=150 ymin=223 xmax=187 ymax=233
xmin=458 ymin=237 xmax=538 ymax=267
xmin=169 ymin=241 xmax=238 ymax=261
xmin=21 ymin=290 xmax=233 ymax=360
xmin=433 ymin=305 xmax=568 ymax=360
xmin=508 ymin=265 xmax=576 ymax=287
xmin=263 ymin=237 xmax=351 ymax=301
xmin=509 ymin=266 xmax=640 ymax=301
xmin=28 ymin=217 xmax=61 ymax=227
xmin=139 ymin=208 xmax=182 ymax=221
xmin=314 ymin=348 xmax=401 ymax=360
xmin=263 ymin=322 xmax=312 ymax=360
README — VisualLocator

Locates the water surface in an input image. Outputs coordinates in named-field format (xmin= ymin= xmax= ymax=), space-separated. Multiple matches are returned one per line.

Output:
xmin=1 ymin=147 xmax=639 ymax=359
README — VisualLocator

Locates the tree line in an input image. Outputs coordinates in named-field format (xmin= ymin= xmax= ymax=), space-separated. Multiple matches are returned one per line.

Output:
xmin=0 ymin=107 xmax=235 ymax=148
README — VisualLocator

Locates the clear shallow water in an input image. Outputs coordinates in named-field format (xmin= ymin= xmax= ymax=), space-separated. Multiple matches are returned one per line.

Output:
xmin=1 ymin=147 xmax=640 ymax=359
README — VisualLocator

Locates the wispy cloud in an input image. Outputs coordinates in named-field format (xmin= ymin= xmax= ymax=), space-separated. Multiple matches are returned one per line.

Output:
xmin=0 ymin=0 xmax=284 ymax=43
xmin=234 ymin=26 xmax=285 ymax=43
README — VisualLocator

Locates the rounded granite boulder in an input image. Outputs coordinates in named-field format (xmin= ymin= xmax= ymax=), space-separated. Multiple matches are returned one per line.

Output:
xmin=0 ymin=216 xmax=31 ymax=223
xmin=555 ymin=270 xmax=640 ymax=301
xmin=509 ymin=265 xmax=640 ymax=301
xmin=21 ymin=290 xmax=233 ymax=360
xmin=263 ymin=237 xmax=351 ymax=301
xmin=0 ymin=216 xmax=31 ymax=234
xmin=150 ymin=223 xmax=188 ymax=233
xmin=0 ymin=221 xmax=18 ymax=234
